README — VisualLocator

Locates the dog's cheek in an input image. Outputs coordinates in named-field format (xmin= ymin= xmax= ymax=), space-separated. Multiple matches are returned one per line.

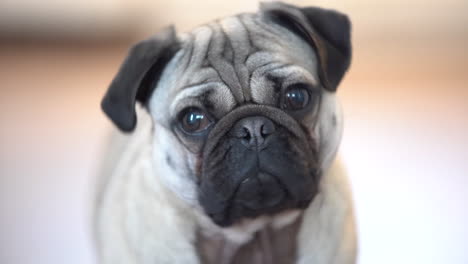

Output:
xmin=314 ymin=92 xmax=343 ymax=172
xmin=151 ymin=126 xmax=200 ymax=204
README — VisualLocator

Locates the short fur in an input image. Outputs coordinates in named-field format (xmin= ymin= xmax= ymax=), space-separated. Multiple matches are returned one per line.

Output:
xmin=96 ymin=2 xmax=357 ymax=263
xmin=94 ymin=108 xmax=356 ymax=264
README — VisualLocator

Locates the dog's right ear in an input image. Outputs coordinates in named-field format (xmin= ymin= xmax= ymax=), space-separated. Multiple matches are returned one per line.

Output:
xmin=101 ymin=26 xmax=180 ymax=132
xmin=260 ymin=2 xmax=351 ymax=92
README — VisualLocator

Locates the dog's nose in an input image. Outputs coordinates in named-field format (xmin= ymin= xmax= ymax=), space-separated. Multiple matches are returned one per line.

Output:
xmin=232 ymin=116 xmax=276 ymax=149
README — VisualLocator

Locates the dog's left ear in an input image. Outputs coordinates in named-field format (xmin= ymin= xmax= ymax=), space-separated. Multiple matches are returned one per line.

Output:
xmin=261 ymin=2 xmax=352 ymax=91
xmin=101 ymin=26 xmax=179 ymax=132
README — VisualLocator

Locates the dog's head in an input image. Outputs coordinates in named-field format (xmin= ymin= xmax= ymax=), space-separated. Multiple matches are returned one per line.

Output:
xmin=101 ymin=2 xmax=351 ymax=227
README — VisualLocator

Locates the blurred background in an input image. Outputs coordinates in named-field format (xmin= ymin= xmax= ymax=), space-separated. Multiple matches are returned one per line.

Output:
xmin=0 ymin=0 xmax=467 ymax=263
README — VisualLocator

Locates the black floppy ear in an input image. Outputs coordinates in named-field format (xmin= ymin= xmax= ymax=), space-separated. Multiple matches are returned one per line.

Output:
xmin=101 ymin=26 xmax=180 ymax=132
xmin=260 ymin=3 xmax=352 ymax=91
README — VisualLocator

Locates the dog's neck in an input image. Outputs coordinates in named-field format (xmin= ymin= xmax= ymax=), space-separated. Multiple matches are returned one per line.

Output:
xmin=195 ymin=210 xmax=303 ymax=264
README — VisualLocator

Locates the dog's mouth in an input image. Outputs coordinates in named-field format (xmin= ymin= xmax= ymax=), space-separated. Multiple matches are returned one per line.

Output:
xmin=197 ymin=105 xmax=320 ymax=227
xmin=200 ymin=159 xmax=318 ymax=227
xmin=235 ymin=172 xmax=287 ymax=211
xmin=210 ymin=170 xmax=314 ymax=227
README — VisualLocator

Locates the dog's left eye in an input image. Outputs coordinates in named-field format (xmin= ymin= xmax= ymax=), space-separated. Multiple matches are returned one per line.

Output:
xmin=179 ymin=108 xmax=212 ymax=133
xmin=282 ymin=84 xmax=310 ymax=110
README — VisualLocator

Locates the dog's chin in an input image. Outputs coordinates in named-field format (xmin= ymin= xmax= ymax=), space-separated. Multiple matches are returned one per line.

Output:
xmin=199 ymin=138 xmax=320 ymax=227
xmin=213 ymin=196 xmax=314 ymax=228
xmin=200 ymin=169 xmax=318 ymax=227
xmin=208 ymin=202 xmax=315 ymax=227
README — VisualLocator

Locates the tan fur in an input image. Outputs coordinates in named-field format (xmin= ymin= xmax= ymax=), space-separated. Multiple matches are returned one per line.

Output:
xmin=94 ymin=108 xmax=357 ymax=264
xmin=95 ymin=3 xmax=356 ymax=262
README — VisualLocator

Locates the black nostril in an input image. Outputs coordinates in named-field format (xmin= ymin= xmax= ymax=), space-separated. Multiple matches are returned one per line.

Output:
xmin=260 ymin=125 xmax=266 ymax=137
xmin=261 ymin=121 xmax=275 ymax=137
xmin=242 ymin=127 xmax=251 ymax=140
xmin=232 ymin=116 xmax=276 ymax=149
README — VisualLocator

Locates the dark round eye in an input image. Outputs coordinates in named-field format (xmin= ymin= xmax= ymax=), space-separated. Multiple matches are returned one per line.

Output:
xmin=283 ymin=85 xmax=310 ymax=110
xmin=179 ymin=108 xmax=212 ymax=133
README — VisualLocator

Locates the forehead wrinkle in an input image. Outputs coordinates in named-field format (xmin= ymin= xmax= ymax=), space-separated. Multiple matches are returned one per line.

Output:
xmin=270 ymin=65 xmax=319 ymax=88
xmin=174 ymin=27 xmax=216 ymax=92
xmin=220 ymin=16 xmax=250 ymax=61
xmin=167 ymin=11 xmax=319 ymax=115
xmin=170 ymin=83 xmax=236 ymax=117
xmin=188 ymin=26 xmax=214 ymax=69
xmin=243 ymin=14 xmax=286 ymax=52
xmin=183 ymin=67 xmax=220 ymax=88
xmin=244 ymin=13 xmax=319 ymax=74
xmin=171 ymin=84 xmax=217 ymax=112
xmin=206 ymin=22 xmax=245 ymax=103
xmin=220 ymin=15 xmax=252 ymax=102
xmin=249 ymin=62 xmax=292 ymax=88
xmin=178 ymin=34 xmax=194 ymax=74
xmin=250 ymin=64 xmax=316 ymax=105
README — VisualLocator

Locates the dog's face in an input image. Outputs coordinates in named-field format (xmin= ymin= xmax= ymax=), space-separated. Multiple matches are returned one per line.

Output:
xmin=101 ymin=3 xmax=351 ymax=227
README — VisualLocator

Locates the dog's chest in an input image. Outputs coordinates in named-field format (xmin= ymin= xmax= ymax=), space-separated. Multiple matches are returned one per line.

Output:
xmin=196 ymin=216 xmax=302 ymax=264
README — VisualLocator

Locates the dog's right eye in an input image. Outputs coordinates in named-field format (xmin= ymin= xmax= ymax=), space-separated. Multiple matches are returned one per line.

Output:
xmin=179 ymin=108 xmax=213 ymax=133
xmin=282 ymin=84 xmax=311 ymax=111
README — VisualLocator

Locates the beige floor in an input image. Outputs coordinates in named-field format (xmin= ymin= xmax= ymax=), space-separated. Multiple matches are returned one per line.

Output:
xmin=0 ymin=32 xmax=467 ymax=264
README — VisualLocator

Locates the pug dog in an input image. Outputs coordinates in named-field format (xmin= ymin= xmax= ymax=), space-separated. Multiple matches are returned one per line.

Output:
xmin=94 ymin=2 xmax=357 ymax=264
